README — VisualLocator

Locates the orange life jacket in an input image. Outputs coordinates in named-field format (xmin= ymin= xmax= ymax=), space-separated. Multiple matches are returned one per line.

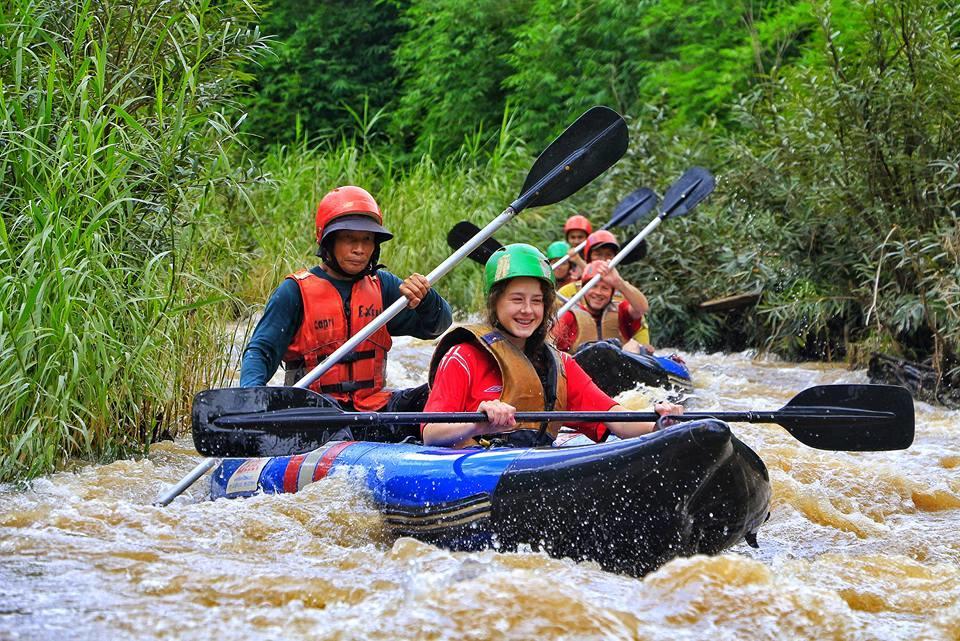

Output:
xmin=428 ymin=324 xmax=568 ymax=440
xmin=282 ymin=270 xmax=392 ymax=411
xmin=569 ymin=303 xmax=622 ymax=352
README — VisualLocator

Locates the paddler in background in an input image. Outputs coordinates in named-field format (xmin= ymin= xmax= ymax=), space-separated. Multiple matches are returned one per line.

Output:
xmin=420 ymin=244 xmax=681 ymax=448
xmin=557 ymin=230 xmax=653 ymax=353
xmin=562 ymin=214 xmax=591 ymax=281
xmin=240 ymin=186 xmax=453 ymax=432
xmin=545 ymin=240 xmax=576 ymax=288
xmin=553 ymin=260 xmax=653 ymax=355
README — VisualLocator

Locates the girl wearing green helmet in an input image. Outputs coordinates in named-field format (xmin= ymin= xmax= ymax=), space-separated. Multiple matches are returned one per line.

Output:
xmin=421 ymin=244 xmax=681 ymax=448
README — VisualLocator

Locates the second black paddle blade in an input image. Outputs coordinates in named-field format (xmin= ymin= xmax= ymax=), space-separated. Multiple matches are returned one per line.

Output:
xmin=608 ymin=187 xmax=658 ymax=228
xmin=661 ymin=167 xmax=716 ymax=218
xmin=513 ymin=106 xmax=628 ymax=212
xmin=446 ymin=221 xmax=504 ymax=265
xmin=779 ymin=384 xmax=915 ymax=451
xmin=620 ymin=239 xmax=648 ymax=264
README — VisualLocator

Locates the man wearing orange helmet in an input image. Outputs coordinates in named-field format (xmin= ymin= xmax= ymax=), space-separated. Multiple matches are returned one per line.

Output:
xmin=554 ymin=260 xmax=652 ymax=355
xmin=240 ymin=186 xmax=452 ymax=423
xmin=557 ymin=229 xmax=624 ymax=298
xmin=555 ymin=229 xmax=653 ymax=353
xmin=561 ymin=214 xmax=592 ymax=281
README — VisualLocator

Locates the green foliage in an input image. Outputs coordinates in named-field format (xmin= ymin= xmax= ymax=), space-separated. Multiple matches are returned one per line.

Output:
xmin=246 ymin=0 xmax=826 ymax=151
xmin=505 ymin=0 xmax=817 ymax=142
xmin=391 ymin=0 xmax=530 ymax=155
xmin=722 ymin=0 xmax=960 ymax=366
xmin=239 ymin=0 xmax=404 ymax=148
xmin=576 ymin=0 xmax=958 ymax=371
xmin=0 ymin=0 xmax=266 ymax=480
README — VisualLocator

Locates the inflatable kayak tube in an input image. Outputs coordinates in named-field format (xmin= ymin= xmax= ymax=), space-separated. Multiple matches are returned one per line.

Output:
xmin=210 ymin=419 xmax=770 ymax=577
xmin=574 ymin=340 xmax=693 ymax=398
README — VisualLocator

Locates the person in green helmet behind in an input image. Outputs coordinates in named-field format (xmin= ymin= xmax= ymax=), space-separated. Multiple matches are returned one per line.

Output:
xmin=545 ymin=240 xmax=576 ymax=288
xmin=421 ymin=244 xmax=682 ymax=448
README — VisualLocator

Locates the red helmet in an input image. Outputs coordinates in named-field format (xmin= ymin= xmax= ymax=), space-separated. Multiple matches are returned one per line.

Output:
xmin=584 ymin=230 xmax=620 ymax=261
xmin=563 ymin=214 xmax=592 ymax=235
xmin=315 ymin=186 xmax=392 ymax=246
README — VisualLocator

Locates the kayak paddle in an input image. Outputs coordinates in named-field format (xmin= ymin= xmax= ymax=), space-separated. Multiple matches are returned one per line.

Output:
xmin=446 ymin=221 xmax=505 ymax=265
xmin=192 ymin=384 xmax=915 ymax=457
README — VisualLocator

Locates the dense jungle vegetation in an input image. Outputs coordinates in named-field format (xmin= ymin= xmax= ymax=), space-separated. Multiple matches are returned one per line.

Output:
xmin=1 ymin=0 xmax=958 ymax=479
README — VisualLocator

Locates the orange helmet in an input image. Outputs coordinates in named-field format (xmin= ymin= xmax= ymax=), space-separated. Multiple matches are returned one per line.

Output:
xmin=584 ymin=230 xmax=620 ymax=261
xmin=563 ymin=214 xmax=592 ymax=235
xmin=315 ymin=186 xmax=392 ymax=247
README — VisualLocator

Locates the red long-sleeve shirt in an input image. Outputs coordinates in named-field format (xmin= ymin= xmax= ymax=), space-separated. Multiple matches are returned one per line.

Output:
xmin=423 ymin=342 xmax=617 ymax=441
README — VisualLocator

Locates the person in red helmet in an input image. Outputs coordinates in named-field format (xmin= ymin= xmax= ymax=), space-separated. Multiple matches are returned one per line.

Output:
xmin=557 ymin=229 xmax=622 ymax=299
xmin=553 ymin=260 xmax=652 ymax=354
xmin=556 ymin=230 xmax=654 ymax=352
xmin=562 ymin=214 xmax=592 ymax=280
xmin=582 ymin=229 xmax=619 ymax=261
xmin=240 ymin=186 xmax=452 ymax=436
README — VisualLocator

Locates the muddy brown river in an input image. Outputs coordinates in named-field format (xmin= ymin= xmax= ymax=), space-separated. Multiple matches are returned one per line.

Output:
xmin=1 ymin=336 xmax=958 ymax=640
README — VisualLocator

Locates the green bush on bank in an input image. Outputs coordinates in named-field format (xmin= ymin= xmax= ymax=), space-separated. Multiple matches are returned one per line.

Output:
xmin=609 ymin=0 xmax=960 ymax=376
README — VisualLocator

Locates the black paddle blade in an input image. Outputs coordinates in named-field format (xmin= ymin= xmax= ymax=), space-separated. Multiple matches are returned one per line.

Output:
xmin=660 ymin=167 xmax=716 ymax=219
xmin=512 ymin=106 xmax=628 ymax=212
xmin=447 ymin=221 xmax=504 ymax=266
xmin=619 ymin=239 xmax=648 ymax=264
xmin=777 ymin=384 xmax=915 ymax=451
xmin=605 ymin=187 xmax=658 ymax=229
xmin=192 ymin=386 xmax=339 ymax=457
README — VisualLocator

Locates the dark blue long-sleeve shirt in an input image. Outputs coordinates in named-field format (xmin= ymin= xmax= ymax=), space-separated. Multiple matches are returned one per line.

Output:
xmin=240 ymin=267 xmax=453 ymax=386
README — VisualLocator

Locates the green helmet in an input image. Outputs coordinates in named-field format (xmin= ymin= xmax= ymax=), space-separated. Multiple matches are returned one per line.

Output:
xmin=484 ymin=243 xmax=556 ymax=293
xmin=545 ymin=240 xmax=570 ymax=260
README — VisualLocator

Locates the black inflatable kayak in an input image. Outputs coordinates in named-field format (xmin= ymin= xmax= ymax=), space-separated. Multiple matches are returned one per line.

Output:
xmin=574 ymin=339 xmax=694 ymax=398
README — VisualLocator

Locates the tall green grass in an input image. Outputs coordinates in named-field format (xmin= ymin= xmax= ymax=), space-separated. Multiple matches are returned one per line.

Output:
xmin=0 ymin=0 xmax=266 ymax=480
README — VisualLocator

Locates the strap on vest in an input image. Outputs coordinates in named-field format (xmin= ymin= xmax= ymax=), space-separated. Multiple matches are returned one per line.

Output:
xmin=335 ymin=349 xmax=376 ymax=364
xmin=479 ymin=429 xmax=554 ymax=449
xmin=283 ymin=349 xmax=376 ymax=376
xmin=534 ymin=347 xmax=561 ymax=443
xmin=320 ymin=379 xmax=375 ymax=394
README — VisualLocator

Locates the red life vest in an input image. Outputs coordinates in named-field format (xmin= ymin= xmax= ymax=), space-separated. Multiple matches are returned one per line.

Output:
xmin=282 ymin=270 xmax=392 ymax=411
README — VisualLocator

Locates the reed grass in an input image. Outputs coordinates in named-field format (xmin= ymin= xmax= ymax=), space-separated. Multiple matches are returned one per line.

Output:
xmin=0 ymin=0 xmax=266 ymax=480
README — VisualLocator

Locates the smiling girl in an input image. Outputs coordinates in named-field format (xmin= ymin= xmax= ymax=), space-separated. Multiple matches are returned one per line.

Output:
xmin=421 ymin=244 xmax=680 ymax=448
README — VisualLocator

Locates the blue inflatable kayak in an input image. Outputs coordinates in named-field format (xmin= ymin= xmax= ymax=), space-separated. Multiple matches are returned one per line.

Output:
xmin=211 ymin=418 xmax=770 ymax=577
